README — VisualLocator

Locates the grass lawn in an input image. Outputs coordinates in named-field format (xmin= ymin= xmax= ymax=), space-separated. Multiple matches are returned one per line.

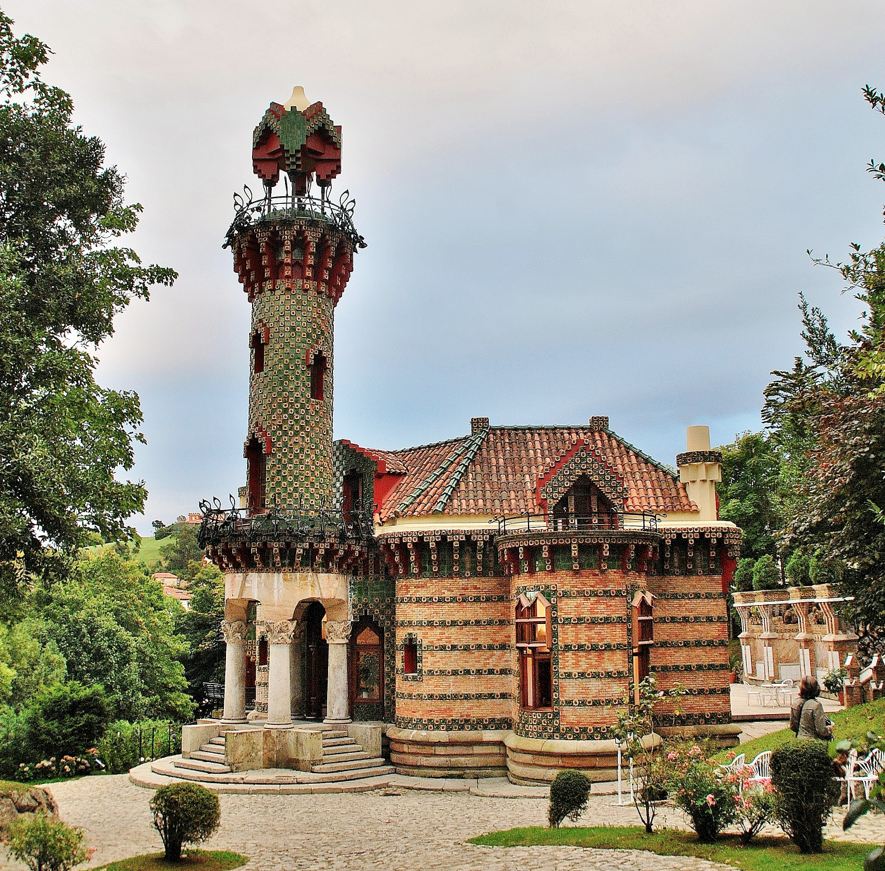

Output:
xmin=96 ymin=851 xmax=247 ymax=871
xmin=137 ymin=535 xmax=166 ymax=570
xmin=714 ymin=697 xmax=885 ymax=763
xmin=469 ymin=826 xmax=873 ymax=871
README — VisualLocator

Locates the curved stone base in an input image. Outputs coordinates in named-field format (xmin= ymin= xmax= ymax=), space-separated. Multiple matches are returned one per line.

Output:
xmin=655 ymin=723 xmax=742 ymax=748
xmin=386 ymin=727 xmax=509 ymax=778
xmin=505 ymin=733 xmax=659 ymax=785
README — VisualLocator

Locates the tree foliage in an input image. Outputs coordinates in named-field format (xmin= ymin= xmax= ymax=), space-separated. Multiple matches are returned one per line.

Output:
xmin=0 ymin=11 xmax=176 ymax=596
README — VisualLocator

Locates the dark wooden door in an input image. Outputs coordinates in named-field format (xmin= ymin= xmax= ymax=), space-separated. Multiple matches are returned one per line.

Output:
xmin=303 ymin=602 xmax=328 ymax=719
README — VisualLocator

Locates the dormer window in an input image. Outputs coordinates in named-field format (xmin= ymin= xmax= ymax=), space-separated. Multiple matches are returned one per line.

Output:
xmin=310 ymin=351 xmax=327 ymax=401
xmin=516 ymin=592 xmax=552 ymax=709
xmin=552 ymin=475 xmax=618 ymax=530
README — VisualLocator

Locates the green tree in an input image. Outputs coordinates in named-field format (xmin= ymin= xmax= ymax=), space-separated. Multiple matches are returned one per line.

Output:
xmin=717 ymin=432 xmax=783 ymax=559
xmin=176 ymin=563 xmax=225 ymax=707
xmin=0 ymin=12 xmax=176 ymax=599
xmin=35 ymin=551 xmax=194 ymax=721
xmin=751 ymin=554 xmax=781 ymax=590
xmin=767 ymin=85 xmax=885 ymax=655
xmin=160 ymin=525 xmax=204 ymax=581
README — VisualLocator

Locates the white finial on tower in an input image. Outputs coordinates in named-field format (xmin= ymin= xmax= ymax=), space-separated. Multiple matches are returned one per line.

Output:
xmin=283 ymin=86 xmax=310 ymax=111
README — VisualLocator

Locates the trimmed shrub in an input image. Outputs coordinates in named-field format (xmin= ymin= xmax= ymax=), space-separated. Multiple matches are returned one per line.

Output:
xmin=733 ymin=558 xmax=754 ymax=592
xmin=150 ymin=782 xmax=220 ymax=861
xmin=548 ymin=770 xmax=592 ymax=827
xmin=771 ymin=741 xmax=839 ymax=853
xmin=751 ymin=555 xmax=780 ymax=591
xmin=25 ymin=683 xmax=110 ymax=761
xmin=785 ymin=552 xmax=812 ymax=587
xmin=5 ymin=812 xmax=89 ymax=871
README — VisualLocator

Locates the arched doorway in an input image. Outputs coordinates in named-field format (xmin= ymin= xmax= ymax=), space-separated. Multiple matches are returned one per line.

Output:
xmin=349 ymin=617 xmax=383 ymax=720
xmin=303 ymin=602 xmax=328 ymax=719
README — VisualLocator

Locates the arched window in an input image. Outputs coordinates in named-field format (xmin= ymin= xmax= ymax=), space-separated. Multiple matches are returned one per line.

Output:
xmin=632 ymin=591 xmax=655 ymax=701
xmin=515 ymin=592 xmax=552 ymax=709
xmin=310 ymin=351 xmax=327 ymax=401
xmin=350 ymin=620 xmax=383 ymax=710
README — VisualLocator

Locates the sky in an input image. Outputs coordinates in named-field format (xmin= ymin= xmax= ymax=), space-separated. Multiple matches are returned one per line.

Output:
xmin=7 ymin=1 xmax=885 ymax=533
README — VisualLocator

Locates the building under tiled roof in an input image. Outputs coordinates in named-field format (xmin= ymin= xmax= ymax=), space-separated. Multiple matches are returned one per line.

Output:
xmin=370 ymin=422 xmax=696 ymax=521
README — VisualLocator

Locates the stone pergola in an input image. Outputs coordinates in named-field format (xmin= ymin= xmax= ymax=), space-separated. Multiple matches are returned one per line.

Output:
xmin=732 ymin=583 xmax=857 ymax=684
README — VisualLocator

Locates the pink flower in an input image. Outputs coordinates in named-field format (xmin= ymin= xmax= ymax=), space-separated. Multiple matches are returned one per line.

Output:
xmin=706 ymin=794 xmax=716 ymax=807
xmin=667 ymin=752 xmax=676 ymax=761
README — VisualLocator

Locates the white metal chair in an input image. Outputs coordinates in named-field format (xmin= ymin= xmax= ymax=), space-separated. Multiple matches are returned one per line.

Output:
xmin=847 ymin=748 xmax=885 ymax=801
xmin=748 ymin=750 xmax=771 ymax=783
xmin=720 ymin=752 xmax=745 ymax=775
xmin=772 ymin=679 xmax=795 ymax=706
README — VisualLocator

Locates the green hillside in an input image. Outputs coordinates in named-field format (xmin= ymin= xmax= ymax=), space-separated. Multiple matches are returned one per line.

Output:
xmin=137 ymin=534 xmax=166 ymax=569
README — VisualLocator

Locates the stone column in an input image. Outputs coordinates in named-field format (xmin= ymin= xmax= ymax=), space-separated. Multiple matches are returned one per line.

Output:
xmin=266 ymin=621 xmax=296 ymax=728
xmin=290 ymin=626 xmax=304 ymax=719
xmin=324 ymin=620 xmax=352 ymax=725
xmin=221 ymin=620 xmax=248 ymax=723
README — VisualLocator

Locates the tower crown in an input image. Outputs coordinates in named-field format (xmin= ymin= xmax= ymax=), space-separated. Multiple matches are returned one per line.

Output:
xmin=251 ymin=86 xmax=342 ymax=194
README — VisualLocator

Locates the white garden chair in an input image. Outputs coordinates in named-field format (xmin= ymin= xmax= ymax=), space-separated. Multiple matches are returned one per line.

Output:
xmin=847 ymin=748 xmax=885 ymax=801
xmin=748 ymin=750 xmax=771 ymax=783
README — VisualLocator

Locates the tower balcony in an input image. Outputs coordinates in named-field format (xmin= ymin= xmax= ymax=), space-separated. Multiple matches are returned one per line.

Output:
xmin=224 ymin=184 xmax=366 ymax=252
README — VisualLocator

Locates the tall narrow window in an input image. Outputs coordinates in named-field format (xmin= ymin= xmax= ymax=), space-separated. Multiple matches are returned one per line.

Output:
xmin=250 ymin=329 xmax=266 ymax=374
xmin=245 ymin=436 xmax=266 ymax=511
xmin=310 ymin=351 xmax=327 ymax=401
xmin=342 ymin=470 xmax=363 ymax=524
xmin=515 ymin=593 xmax=552 ymax=709
xmin=632 ymin=591 xmax=654 ymax=702
xmin=403 ymin=637 xmax=418 ymax=675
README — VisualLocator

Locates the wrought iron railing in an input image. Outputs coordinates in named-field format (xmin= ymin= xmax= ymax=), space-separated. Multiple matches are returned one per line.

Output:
xmin=197 ymin=496 xmax=375 ymax=549
xmin=492 ymin=511 xmax=662 ymax=535
xmin=223 ymin=182 xmax=367 ymax=250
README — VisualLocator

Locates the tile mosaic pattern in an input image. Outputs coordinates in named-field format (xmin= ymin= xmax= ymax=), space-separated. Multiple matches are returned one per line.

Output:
xmin=349 ymin=575 xmax=396 ymax=722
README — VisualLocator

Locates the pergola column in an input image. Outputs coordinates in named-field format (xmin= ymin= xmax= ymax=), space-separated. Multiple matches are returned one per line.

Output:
xmin=324 ymin=620 xmax=352 ymax=725
xmin=266 ymin=620 xmax=297 ymax=728
xmin=221 ymin=620 xmax=248 ymax=723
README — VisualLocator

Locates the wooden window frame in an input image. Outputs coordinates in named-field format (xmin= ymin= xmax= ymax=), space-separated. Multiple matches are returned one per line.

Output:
xmin=515 ymin=593 xmax=553 ymax=710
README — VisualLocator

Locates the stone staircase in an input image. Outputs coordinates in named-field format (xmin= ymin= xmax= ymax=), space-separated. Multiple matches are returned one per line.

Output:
xmin=162 ymin=724 xmax=393 ymax=784
xmin=310 ymin=728 xmax=392 ymax=780
xmin=175 ymin=735 xmax=231 ymax=777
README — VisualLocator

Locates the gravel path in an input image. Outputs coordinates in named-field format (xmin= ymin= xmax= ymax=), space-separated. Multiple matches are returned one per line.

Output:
xmin=13 ymin=775 xmax=876 ymax=871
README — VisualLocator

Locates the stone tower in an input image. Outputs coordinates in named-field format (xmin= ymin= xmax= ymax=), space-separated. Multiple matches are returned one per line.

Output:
xmin=227 ymin=86 xmax=365 ymax=513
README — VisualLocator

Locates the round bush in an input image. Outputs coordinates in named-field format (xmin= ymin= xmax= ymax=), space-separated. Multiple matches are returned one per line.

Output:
xmin=5 ymin=812 xmax=89 ymax=871
xmin=150 ymin=782 xmax=220 ymax=861
xmin=770 ymin=741 xmax=839 ymax=853
xmin=548 ymin=769 xmax=592 ymax=828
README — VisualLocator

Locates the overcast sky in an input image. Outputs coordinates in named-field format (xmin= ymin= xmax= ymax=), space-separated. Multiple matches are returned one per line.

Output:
xmin=7 ymin=1 xmax=885 ymax=532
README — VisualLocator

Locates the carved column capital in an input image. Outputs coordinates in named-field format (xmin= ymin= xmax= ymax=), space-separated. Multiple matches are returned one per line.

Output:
xmin=221 ymin=620 xmax=247 ymax=644
xmin=265 ymin=620 xmax=297 ymax=644
xmin=324 ymin=620 xmax=352 ymax=644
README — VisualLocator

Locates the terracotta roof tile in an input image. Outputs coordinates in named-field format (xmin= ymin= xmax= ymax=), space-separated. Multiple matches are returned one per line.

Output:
xmin=366 ymin=424 xmax=696 ymax=521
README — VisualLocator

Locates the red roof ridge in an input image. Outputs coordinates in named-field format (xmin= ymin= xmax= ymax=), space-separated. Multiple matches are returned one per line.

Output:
xmin=337 ymin=439 xmax=407 ymax=476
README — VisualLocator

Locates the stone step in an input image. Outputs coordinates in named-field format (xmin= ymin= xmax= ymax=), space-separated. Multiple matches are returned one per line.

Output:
xmin=191 ymin=750 xmax=225 ymax=764
xmin=307 ymin=764 xmax=395 ymax=783
xmin=320 ymin=750 xmax=371 ymax=764
xmin=322 ymin=736 xmax=355 ymax=747
xmin=311 ymin=756 xmax=386 ymax=774
xmin=321 ymin=730 xmax=349 ymax=740
xmin=207 ymin=737 xmax=226 ymax=748
xmin=175 ymin=757 xmax=232 ymax=775
xmin=322 ymin=743 xmax=363 ymax=755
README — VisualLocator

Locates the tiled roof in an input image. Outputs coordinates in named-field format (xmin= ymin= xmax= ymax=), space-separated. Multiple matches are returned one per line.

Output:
xmin=371 ymin=425 xmax=696 ymax=520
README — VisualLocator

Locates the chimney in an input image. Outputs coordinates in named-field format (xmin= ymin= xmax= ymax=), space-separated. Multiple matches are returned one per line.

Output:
xmin=588 ymin=416 xmax=609 ymax=431
xmin=676 ymin=426 xmax=722 ymax=521
xmin=471 ymin=417 xmax=489 ymax=434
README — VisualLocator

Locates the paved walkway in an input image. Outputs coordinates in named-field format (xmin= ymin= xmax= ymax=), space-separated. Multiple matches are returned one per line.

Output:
xmin=36 ymin=774 xmax=879 ymax=871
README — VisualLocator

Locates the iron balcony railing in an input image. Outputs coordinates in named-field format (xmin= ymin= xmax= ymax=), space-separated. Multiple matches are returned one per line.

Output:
xmin=223 ymin=181 xmax=367 ymax=250
xmin=492 ymin=510 xmax=662 ymax=535
xmin=197 ymin=497 xmax=375 ymax=549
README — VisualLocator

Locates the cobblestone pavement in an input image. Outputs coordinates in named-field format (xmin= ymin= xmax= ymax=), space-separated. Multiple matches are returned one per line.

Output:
xmin=30 ymin=775 xmax=879 ymax=871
